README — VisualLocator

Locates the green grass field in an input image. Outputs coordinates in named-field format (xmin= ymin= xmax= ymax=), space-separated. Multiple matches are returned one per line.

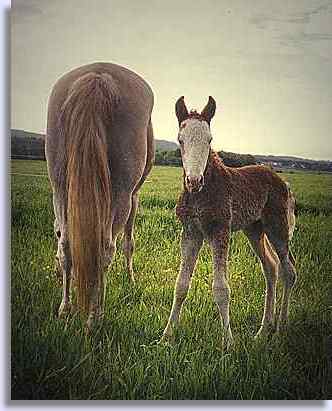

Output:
xmin=11 ymin=160 xmax=332 ymax=400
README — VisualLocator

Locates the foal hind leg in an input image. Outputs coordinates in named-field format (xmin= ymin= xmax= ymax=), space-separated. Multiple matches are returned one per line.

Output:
xmin=277 ymin=251 xmax=297 ymax=332
xmin=244 ymin=223 xmax=279 ymax=338
xmin=266 ymin=232 xmax=297 ymax=333
xmin=123 ymin=192 xmax=139 ymax=282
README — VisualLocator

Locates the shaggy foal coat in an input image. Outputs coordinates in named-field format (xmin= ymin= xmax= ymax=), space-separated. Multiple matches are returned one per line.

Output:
xmin=162 ymin=150 xmax=297 ymax=346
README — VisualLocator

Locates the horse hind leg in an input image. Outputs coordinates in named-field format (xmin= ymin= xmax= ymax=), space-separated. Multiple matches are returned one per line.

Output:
xmin=86 ymin=274 xmax=106 ymax=333
xmin=86 ymin=225 xmax=117 ymax=333
xmin=54 ymin=223 xmax=74 ymax=318
xmin=52 ymin=191 xmax=74 ymax=319
xmin=85 ymin=191 xmax=133 ymax=332
xmin=54 ymin=219 xmax=63 ymax=285
xmin=244 ymin=222 xmax=279 ymax=338
xmin=57 ymin=237 xmax=73 ymax=318
xmin=123 ymin=192 xmax=139 ymax=282
xmin=122 ymin=120 xmax=154 ymax=283
xmin=86 ymin=186 xmax=140 ymax=332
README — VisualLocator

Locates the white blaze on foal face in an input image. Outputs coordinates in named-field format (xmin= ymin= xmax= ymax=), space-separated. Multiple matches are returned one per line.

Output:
xmin=178 ymin=119 xmax=212 ymax=192
xmin=175 ymin=96 xmax=216 ymax=193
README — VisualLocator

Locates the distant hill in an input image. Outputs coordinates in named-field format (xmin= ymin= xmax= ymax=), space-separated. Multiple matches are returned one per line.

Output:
xmin=155 ymin=139 xmax=178 ymax=151
xmin=255 ymin=154 xmax=320 ymax=163
xmin=254 ymin=153 xmax=332 ymax=172
xmin=11 ymin=129 xmax=45 ymax=140
xmin=10 ymin=129 xmax=178 ymax=154
xmin=11 ymin=129 xmax=45 ymax=160
xmin=10 ymin=129 xmax=332 ymax=172
xmin=219 ymin=150 xmax=256 ymax=167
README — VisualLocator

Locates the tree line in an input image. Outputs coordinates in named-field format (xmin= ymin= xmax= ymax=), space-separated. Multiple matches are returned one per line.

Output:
xmin=155 ymin=149 xmax=257 ymax=168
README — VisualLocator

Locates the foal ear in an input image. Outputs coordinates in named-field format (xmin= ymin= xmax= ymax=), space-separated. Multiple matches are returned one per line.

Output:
xmin=175 ymin=96 xmax=189 ymax=125
xmin=201 ymin=96 xmax=216 ymax=125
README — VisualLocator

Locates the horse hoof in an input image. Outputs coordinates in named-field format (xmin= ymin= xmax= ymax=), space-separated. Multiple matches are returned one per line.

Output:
xmin=85 ymin=312 xmax=104 ymax=336
xmin=222 ymin=335 xmax=234 ymax=351
xmin=275 ymin=323 xmax=287 ymax=335
xmin=85 ymin=319 xmax=95 ymax=336
xmin=128 ymin=270 xmax=136 ymax=283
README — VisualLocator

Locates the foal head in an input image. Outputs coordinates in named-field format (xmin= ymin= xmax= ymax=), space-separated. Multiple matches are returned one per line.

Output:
xmin=175 ymin=96 xmax=216 ymax=193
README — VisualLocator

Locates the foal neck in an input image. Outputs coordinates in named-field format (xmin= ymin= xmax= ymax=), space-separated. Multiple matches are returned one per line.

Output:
xmin=204 ymin=150 xmax=227 ymax=181
xmin=177 ymin=150 xmax=229 ymax=223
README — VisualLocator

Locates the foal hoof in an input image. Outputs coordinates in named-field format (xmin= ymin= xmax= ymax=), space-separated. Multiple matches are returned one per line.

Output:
xmin=158 ymin=333 xmax=175 ymax=346
xmin=58 ymin=302 xmax=72 ymax=319
xmin=254 ymin=324 xmax=276 ymax=340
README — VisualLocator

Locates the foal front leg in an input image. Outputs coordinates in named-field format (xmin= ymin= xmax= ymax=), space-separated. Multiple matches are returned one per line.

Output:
xmin=160 ymin=224 xmax=203 ymax=343
xmin=208 ymin=227 xmax=234 ymax=349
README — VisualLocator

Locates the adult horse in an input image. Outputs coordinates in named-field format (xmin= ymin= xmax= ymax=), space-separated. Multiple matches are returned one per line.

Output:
xmin=46 ymin=62 xmax=154 ymax=331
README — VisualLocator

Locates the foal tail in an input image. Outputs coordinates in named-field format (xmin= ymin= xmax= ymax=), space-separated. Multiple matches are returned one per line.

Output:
xmin=264 ymin=182 xmax=296 ymax=266
xmin=286 ymin=182 xmax=296 ymax=266
xmin=59 ymin=72 xmax=116 ymax=312
xmin=285 ymin=182 xmax=296 ymax=241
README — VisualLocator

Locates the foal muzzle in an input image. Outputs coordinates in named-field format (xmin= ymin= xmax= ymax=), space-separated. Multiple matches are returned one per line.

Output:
xmin=185 ymin=174 xmax=204 ymax=193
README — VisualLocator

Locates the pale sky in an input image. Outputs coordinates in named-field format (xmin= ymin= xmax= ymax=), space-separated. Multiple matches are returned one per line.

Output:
xmin=11 ymin=0 xmax=332 ymax=160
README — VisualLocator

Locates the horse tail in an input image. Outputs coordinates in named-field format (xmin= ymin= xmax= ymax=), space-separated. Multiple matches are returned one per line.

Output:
xmin=59 ymin=72 xmax=116 ymax=312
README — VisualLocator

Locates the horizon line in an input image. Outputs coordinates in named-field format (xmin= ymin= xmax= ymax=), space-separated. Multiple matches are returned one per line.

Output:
xmin=10 ymin=127 xmax=332 ymax=163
